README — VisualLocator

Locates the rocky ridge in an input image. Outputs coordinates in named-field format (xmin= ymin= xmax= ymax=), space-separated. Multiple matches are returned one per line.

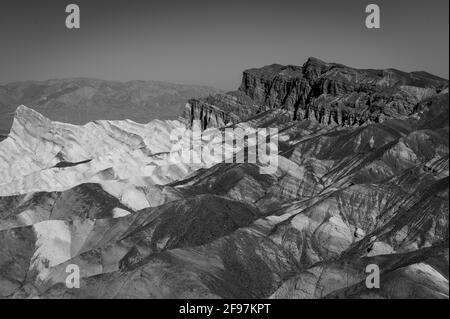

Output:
xmin=0 ymin=78 xmax=220 ymax=141
xmin=187 ymin=57 xmax=448 ymax=129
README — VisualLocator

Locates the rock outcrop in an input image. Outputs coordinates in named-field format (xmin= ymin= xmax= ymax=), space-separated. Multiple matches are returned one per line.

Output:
xmin=183 ymin=91 xmax=259 ymax=129
xmin=186 ymin=57 xmax=448 ymax=129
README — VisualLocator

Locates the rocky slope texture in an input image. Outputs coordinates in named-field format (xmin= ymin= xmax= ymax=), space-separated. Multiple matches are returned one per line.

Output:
xmin=0 ymin=105 xmax=263 ymax=203
xmin=0 ymin=78 xmax=220 ymax=140
xmin=186 ymin=57 xmax=448 ymax=129
xmin=0 ymin=60 xmax=448 ymax=299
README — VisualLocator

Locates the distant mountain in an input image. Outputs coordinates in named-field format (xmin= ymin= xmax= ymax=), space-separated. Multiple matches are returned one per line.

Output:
xmin=0 ymin=78 xmax=220 ymax=139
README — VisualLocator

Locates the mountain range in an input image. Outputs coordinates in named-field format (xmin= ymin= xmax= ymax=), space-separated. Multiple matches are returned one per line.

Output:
xmin=0 ymin=58 xmax=448 ymax=299
xmin=0 ymin=79 xmax=220 ymax=140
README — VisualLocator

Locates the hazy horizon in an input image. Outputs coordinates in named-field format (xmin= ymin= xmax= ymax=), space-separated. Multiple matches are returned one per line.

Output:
xmin=0 ymin=0 xmax=448 ymax=91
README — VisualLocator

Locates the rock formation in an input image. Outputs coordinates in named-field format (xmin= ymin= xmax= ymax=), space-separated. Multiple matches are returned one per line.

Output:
xmin=187 ymin=57 xmax=448 ymax=129
xmin=0 ymin=59 xmax=448 ymax=299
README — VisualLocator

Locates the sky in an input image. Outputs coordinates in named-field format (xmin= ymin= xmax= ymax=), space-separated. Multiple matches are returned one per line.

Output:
xmin=0 ymin=0 xmax=448 ymax=90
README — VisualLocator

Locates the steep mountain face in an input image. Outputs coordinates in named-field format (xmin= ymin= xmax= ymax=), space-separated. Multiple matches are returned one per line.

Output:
xmin=187 ymin=58 xmax=448 ymax=129
xmin=184 ymin=91 xmax=259 ymax=129
xmin=0 ymin=78 xmax=220 ymax=140
xmin=0 ymin=59 xmax=448 ymax=299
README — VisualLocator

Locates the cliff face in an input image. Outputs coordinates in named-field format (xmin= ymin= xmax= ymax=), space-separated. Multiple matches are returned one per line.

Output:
xmin=186 ymin=58 xmax=448 ymax=128
xmin=184 ymin=91 xmax=259 ymax=129
xmin=184 ymin=98 xmax=241 ymax=129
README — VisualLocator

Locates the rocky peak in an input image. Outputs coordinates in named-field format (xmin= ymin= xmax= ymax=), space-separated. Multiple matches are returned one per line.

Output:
xmin=186 ymin=58 xmax=448 ymax=129
xmin=10 ymin=105 xmax=52 ymax=138
xmin=301 ymin=57 xmax=331 ymax=80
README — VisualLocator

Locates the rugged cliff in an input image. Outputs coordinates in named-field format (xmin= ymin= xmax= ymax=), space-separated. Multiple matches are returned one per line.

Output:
xmin=186 ymin=57 xmax=448 ymax=128
xmin=183 ymin=91 xmax=259 ymax=129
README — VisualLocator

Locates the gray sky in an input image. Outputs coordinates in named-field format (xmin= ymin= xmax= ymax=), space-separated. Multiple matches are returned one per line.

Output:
xmin=0 ymin=0 xmax=448 ymax=90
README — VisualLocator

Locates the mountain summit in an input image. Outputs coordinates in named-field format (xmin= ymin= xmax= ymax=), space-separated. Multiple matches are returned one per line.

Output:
xmin=186 ymin=57 xmax=448 ymax=129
